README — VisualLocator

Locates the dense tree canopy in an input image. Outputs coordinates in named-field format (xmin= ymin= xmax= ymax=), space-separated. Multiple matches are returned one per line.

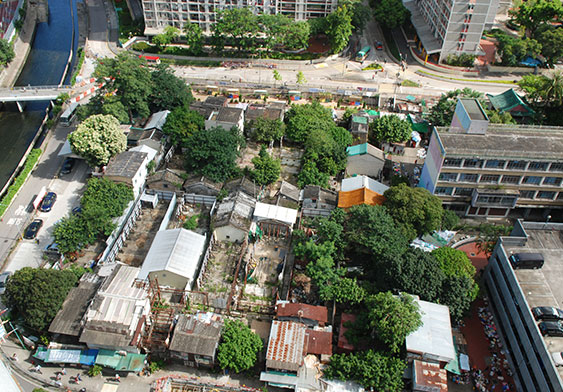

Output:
xmin=184 ymin=22 xmax=204 ymax=54
xmin=4 ymin=268 xmax=82 ymax=331
xmin=162 ymin=105 xmax=204 ymax=147
xmin=183 ymin=127 xmax=244 ymax=182
xmin=493 ymin=32 xmax=541 ymax=67
xmin=384 ymin=184 xmax=444 ymax=240
xmin=374 ymin=0 xmax=410 ymax=29
xmin=249 ymin=118 xmax=285 ymax=143
xmin=217 ymin=319 xmax=263 ymax=373
xmin=426 ymin=88 xmax=484 ymax=126
xmin=68 ymin=114 xmax=126 ymax=167
xmin=251 ymin=146 xmax=281 ymax=186
xmin=0 ymin=38 xmax=15 ymax=66
xmin=432 ymin=247 xmax=476 ymax=280
xmin=152 ymin=26 xmax=180 ymax=49
xmin=369 ymin=115 xmax=412 ymax=144
xmin=149 ymin=64 xmax=194 ymax=112
xmin=510 ymin=0 xmax=563 ymax=36
xmin=285 ymin=102 xmax=335 ymax=144
xmin=326 ymin=5 xmax=354 ymax=54
xmin=324 ymin=350 xmax=406 ymax=391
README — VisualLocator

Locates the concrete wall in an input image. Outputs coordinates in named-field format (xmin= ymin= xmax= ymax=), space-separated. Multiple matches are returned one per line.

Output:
xmin=149 ymin=270 xmax=189 ymax=290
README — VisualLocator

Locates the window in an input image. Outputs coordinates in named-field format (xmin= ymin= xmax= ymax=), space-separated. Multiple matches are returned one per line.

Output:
xmin=485 ymin=160 xmax=506 ymax=169
xmin=443 ymin=158 xmax=462 ymax=167
xmin=501 ymin=175 xmax=520 ymax=184
xmin=507 ymin=160 xmax=527 ymax=170
xmin=519 ymin=190 xmax=536 ymax=199
xmin=463 ymin=158 xmax=484 ymax=168
xmin=522 ymin=176 xmax=542 ymax=185
xmin=550 ymin=162 xmax=563 ymax=172
xmin=558 ymin=193 xmax=563 ymax=200
xmin=537 ymin=191 xmax=556 ymax=200
xmin=459 ymin=173 xmax=478 ymax=182
xmin=528 ymin=161 xmax=549 ymax=171
xmin=435 ymin=187 xmax=453 ymax=195
xmin=543 ymin=177 xmax=562 ymax=186
xmin=480 ymin=175 xmax=500 ymax=183
xmin=454 ymin=187 xmax=473 ymax=196
xmin=439 ymin=172 xmax=458 ymax=182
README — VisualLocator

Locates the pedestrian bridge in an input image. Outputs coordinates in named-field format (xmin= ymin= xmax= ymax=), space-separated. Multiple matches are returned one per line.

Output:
xmin=0 ymin=85 xmax=72 ymax=111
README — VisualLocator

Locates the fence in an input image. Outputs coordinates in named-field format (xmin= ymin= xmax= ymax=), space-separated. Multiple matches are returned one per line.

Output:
xmin=302 ymin=208 xmax=332 ymax=218
xmin=158 ymin=192 xmax=177 ymax=231
xmin=184 ymin=193 xmax=216 ymax=207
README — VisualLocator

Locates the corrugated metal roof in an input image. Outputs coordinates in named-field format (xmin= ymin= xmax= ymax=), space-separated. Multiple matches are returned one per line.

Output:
xmin=104 ymin=151 xmax=148 ymax=179
xmin=254 ymin=202 xmax=298 ymax=226
xmin=266 ymin=321 xmax=306 ymax=372
xmin=406 ymin=299 xmax=456 ymax=363
xmin=138 ymin=228 xmax=206 ymax=286
xmin=305 ymin=329 xmax=332 ymax=355
xmin=341 ymin=176 xmax=389 ymax=194
xmin=143 ymin=110 xmax=170 ymax=131
xmin=276 ymin=302 xmax=328 ymax=324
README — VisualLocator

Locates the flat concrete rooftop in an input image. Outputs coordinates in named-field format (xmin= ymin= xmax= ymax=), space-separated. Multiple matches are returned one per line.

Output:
xmin=505 ymin=227 xmax=563 ymax=380
xmin=437 ymin=124 xmax=563 ymax=160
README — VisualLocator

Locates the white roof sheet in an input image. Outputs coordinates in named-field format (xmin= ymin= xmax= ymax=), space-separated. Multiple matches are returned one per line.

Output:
xmin=138 ymin=228 xmax=206 ymax=286
xmin=144 ymin=110 xmax=170 ymax=131
xmin=254 ymin=202 xmax=298 ymax=226
xmin=130 ymin=144 xmax=158 ymax=162
xmin=341 ymin=176 xmax=389 ymax=195
xmin=0 ymin=358 xmax=22 ymax=392
xmin=406 ymin=299 xmax=456 ymax=363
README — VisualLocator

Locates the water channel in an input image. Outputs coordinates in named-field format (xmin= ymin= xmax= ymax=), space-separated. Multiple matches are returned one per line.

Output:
xmin=0 ymin=0 xmax=78 ymax=190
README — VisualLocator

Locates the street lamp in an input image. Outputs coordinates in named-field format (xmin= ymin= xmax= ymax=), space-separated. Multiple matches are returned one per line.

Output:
xmin=544 ymin=215 xmax=552 ymax=229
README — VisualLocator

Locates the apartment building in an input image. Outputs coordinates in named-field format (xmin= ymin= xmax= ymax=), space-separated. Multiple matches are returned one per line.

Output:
xmin=419 ymin=98 xmax=563 ymax=218
xmin=402 ymin=0 xmax=500 ymax=62
xmin=484 ymin=220 xmax=563 ymax=392
xmin=142 ymin=0 xmax=337 ymax=34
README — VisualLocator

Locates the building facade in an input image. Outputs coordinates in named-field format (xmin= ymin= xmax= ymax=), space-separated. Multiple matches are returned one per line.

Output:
xmin=419 ymin=99 xmax=563 ymax=218
xmin=142 ymin=0 xmax=337 ymax=34
xmin=484 ymin=220 xmax=563 ymax=391
xmin=403 ymin=0 xmax=499 ymax=62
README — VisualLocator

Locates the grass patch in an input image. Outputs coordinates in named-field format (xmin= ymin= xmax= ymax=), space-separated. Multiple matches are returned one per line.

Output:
xmin=363 ymin=63 xmax=383 ymax=71
xmin=380 ymin=27 xmax=400 ymax=61
xmin=401 ymin=79 xmax=420 ymax=87
xmin=0 ymin=149 xmax=42 ymax=218
xmin=416 ymin=70 xmax=518 ymax=84
xmin=160 ymin=58 xmax=222 ymax=67
xmin=70 ymin=47 xmax=86 ymax=86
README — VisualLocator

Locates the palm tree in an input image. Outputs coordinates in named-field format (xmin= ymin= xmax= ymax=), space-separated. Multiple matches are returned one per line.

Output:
xmin=543 ymin=71 xmax=563 ymax=106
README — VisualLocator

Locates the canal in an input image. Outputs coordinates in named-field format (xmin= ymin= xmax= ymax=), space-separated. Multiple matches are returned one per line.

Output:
xmin=0 ymin=0 xmax=78 ymax=191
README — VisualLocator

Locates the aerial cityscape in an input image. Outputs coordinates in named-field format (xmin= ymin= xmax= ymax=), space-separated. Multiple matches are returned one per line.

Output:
xmin=0 ymin=0 xmax=561 ymax=391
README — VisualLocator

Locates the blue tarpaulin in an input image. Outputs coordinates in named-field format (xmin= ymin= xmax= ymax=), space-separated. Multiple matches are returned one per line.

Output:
xmin=79 ymin=349 xmax=99 ymax=366
xmin=520 ymin=56 xmax=542 ymax=67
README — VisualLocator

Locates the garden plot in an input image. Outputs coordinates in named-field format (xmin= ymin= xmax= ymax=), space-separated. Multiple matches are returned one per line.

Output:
xmin=168 ymin=202 xmax=210 ymax=236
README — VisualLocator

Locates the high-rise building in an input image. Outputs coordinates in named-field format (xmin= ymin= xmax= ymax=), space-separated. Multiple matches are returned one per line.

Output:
xmin=418 ymin=98 xmax=563 ymax=218
xmin=402 ymin=0 xmax=500 ymax=63
xmin=142 ymin=0 xmax=337 ymax=35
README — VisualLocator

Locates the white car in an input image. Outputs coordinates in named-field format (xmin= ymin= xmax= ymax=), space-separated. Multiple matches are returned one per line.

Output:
xmin=552 ymin=352 xmax=563 ymax=367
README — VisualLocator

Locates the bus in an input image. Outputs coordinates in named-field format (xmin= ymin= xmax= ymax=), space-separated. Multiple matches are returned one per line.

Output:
xmin=356 ymin=46 xmax=371 ymax=62
xmin=60 ymin=102 xmax=79 ymax=126
xmin=138 ymin=55 xmax=161 ymax=65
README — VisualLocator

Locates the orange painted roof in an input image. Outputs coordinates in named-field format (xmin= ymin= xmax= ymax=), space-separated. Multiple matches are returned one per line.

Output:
xmin=337 ymin=188 xmax=385 ymax=208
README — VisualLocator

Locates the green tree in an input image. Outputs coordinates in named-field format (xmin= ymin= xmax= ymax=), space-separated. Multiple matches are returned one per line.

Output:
xmin=250 ymin=118 xmax=284 ymax=143
xmin=320 ymin=277 xmax=366 ymax=304
xmin=149 ymin=64 xmax=194 ymax=112
xmin=374 ymin=0 xmax=410 ymax=29
xmin=184 ymin=22 xmax=203 ymax=54
xmin=383 ymin=184 xmax=444 ymax=240
xmin=0 ymin=38 xmax=15 ymax=65
xmin=272 ymin=69 xmax=282 ymax=87
xmin=152 ymin=26 xmax=180 ymax=49
xmin=296 ymin=70 xmax=307 ymax=85
xmin=297 ymin=161 xmax=330 ymax=187
xmin=340 ymin=0 xmax=370 ymax=32
xmin=510 ymin=0 xmax=563 ymax=36
xmin=81 ymin=178 xmax=134 ymax=218
xmin=183 ymin=127 xmax=243 ymax=182
xmin=365 ymin=292 xmax=422 ymax=354
xmin=217 ymin=319 xmax=263 ymax=373
xmin=68 ymin=114 xmax=126 ymax=167
xmin=326 ymin=5 xmax=353 ymax=53
xmin=369 ymin=115 xmax=412 ymax=144
xmin=536 ymin=26 xmax=563 ymax=65
xmin=432 ymin=247 xmax=476 ymax=280
xmin=162 ymin=105 xmax=204 ymax=146
xmin=4 ymin=268 xmax=80 ymax=331
xmin=213 ymin=8 xmax=259 ymax=52
xmin=53 ymin=215 xmax=91 ymax=255
xmin=487 ymin=110 xmax=516 ymax=124
xmin=441 ymin=209 xmax=460 ymax=230
xmin=475 ymin=223 xmax=512 ymax=255
xmin=441 ymin=275 xmax=476 ymax=321
xmin=285 ymin=102 xmax=334 ymax=144
xmin=346 ymin=204 xmax=408 ymax=261
xmin=518 ymin=73 xmax=549 ymax=103
xmin=251 ymin=146 xmax=281 ymax=186
xmin=494 ymin=33 xmax=541 ymax=66
xmin=324 ymin=350 xmax=406 ymax=391
xmin=94 ymin=53 xmax=153 ymax=119
xmin=426 ymin=88 xmax=484 ymax=126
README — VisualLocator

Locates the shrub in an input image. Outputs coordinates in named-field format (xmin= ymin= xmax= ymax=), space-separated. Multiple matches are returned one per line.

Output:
xmin=444 ymin=53 xmax=476 ymax=67
xmin=0 ymin=149 xmax=41 ymax=217
xmin=88 ymin=365 xmax=102 ymax=377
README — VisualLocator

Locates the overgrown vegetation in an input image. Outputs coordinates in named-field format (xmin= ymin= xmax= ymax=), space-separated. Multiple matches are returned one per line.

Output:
xmin=70 ymin=47 xmax=86 ymax=86
xmin=0 ymin=149 xmax=41 ymax=218
xmin=444 ymin=53 xmax=476 ymax=67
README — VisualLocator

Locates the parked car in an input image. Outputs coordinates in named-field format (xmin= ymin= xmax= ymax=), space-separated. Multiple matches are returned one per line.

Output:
xmin=60 ymin=157 xmax=75 ymax=175
xmin=552 ymin=352 xmax=563 ymax=366
xmin=0 ymin=272 xmax=11 ymax=295
xmin=39 ymin=192 xmax=57 ymax=212
xmin=44 ymin=243 xmax=61 ymax=255
xmin=533 ymin=306 xmax=563 ymax=321
xmin=375 ymin=41 xmax=383 ymax=51
xmin=24 ymin=219 xmax=43 ymax=239
xmin=539 ymin=321 xmax=563 ymax=337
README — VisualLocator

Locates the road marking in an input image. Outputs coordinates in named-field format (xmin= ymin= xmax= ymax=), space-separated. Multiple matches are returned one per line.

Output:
xmin=6 ymin=218 xmax=22 ymax=226
xmin=313 ymin=63 xmax=328 ymax=69
xmin=14 ymin=205 xmax=26 ymax=216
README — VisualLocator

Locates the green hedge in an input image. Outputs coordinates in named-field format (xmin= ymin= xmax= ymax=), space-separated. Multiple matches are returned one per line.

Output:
xmin=0 ymin=149 xmax=42 ymax=217
xmin=70 ymin=47 xmax=86 ymax=86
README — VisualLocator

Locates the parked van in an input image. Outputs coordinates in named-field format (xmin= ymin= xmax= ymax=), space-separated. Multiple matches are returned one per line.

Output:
xmin=509 ymin=252 xmax=544 ymax=269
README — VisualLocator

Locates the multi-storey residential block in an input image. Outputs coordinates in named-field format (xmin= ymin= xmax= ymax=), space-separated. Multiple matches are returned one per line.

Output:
xmin=419 ymin=98 xmax=563 ymax=218
xmin=402 ymin=0 xmax=500 ymax=63
xmin=142 ymin=0 xmax=337 ymax=35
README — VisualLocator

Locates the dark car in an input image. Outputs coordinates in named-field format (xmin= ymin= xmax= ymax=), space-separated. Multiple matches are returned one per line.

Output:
xmin=60 ymin=157 xmax=75 ymax=175
xmin=72 ymin=206 xmax=82 ymax=215
xmin=375 ymin=41 xmax=383 ymax=50
xmin=539 ymin=321 xmax=563 ymax=337
xmin=24 ymin=219 xmax=43 ymax=239
xmin=39 ymin=192 xmax=57 ymax=212
xmin=533 ymin=306 xmax=563 ymax=321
